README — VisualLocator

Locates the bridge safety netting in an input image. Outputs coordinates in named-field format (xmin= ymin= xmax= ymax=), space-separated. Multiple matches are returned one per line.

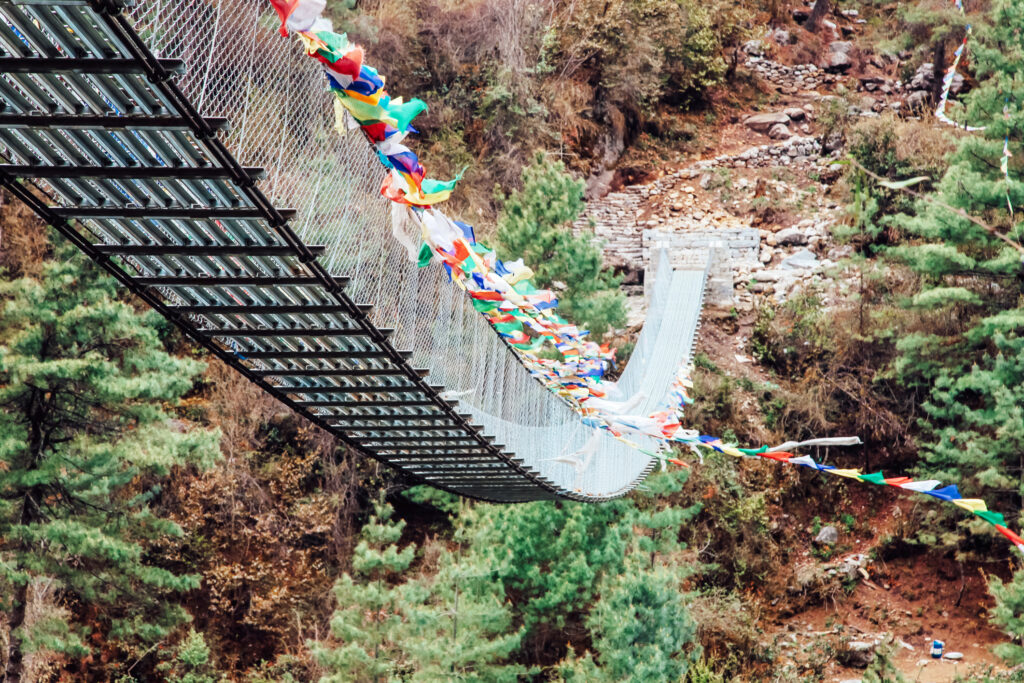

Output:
xmin=3 ymin=0 xmax=1024 ymax=548
xmin=119 ymin=0 xmax=691 ymax=497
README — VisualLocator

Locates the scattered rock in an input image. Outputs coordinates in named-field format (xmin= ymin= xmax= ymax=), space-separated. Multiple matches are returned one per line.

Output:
xmin=896 ymin=638 xmax=915 ymax=651
xmin=782 ymin=248 xmax=819 ymax=269
xmin=783 ymin=107 xmax=807 ymax=121
xmin=742 ymin=39 xmax=764 ymax=56
xmin=745 ymin=112 xmax=791 ymax=133
xmin=768 ymin=123 xmax=793 ymax=140
xmin=750 ymin=269 xmax=785 ymax=283
xmin=826 ymin=245 xmax=853 ymax=261
xmin=859 ymin=75 xmax=887 ymax=91
xmin=772 ymin=28 xmax=791 ymax=45
xmin=814 ymin=525 xmax=839 ymax=545
xmin=775 ymin=227 xmax=809 ymax=246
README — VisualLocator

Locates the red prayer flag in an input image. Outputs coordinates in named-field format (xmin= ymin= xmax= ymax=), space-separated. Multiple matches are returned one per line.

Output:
xmin=761 ymin=451 xmax=793 ymax=462
xmin=996 ymin=525 xmax=1024 ymax=547
xmin=468 ymin=291 xmax=504 ymax=301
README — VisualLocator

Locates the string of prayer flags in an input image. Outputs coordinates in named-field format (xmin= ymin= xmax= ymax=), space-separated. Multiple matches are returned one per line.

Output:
xmin=1003 ymin=98 xmax=1014 ymax=216
xmin=934 ymin=1 xmax=985 ymax=131
xmin=267 ymin=4 xmax=1024 ymax=555
xmin=272 ymin=0 xmax=457 ymax=208
xmin=655 ymin=434 xmax=1024 ymax=555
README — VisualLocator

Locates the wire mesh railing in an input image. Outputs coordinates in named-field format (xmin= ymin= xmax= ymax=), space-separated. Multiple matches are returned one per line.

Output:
xmin=0 ymin=0 xmax=710 ymax=499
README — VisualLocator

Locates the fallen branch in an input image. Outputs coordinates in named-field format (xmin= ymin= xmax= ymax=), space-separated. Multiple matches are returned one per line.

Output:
xmin=842 ymin=157 xmax=1024 ymax=257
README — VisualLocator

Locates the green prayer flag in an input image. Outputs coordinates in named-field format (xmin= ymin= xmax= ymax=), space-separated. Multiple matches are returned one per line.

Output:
xmin=387 ymin=97 xmax=428 ymax=132
xmin=976 ymin=510 xmax=1007 ymax=526
xmin=858 ymin=472 xmax=888 ymax=485
xmin=417 ymin=242 xmax=433 ymax=268
xmin=471 ymin=299 xmax=498 ymax=313
xmin=494 ymin=321 xmax=524 ymax=335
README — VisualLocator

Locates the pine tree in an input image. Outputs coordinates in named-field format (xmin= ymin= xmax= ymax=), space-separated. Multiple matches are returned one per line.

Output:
xmin=315 ymin=497 xmax=527 ymax=682
xmin=314 ymin=498 xmax=418 ymax=682
xmin=497 ymin=153 xmax=627 ymax=339
xmin=887 ymin=0 xmax=1024 ymax=502
xmin=0 ymin=245 xmax=220 ymax=680
xmin=158 ymin=629 xmax=221 ymax=683
xmin=989 ymin=568 xmax=1024 ymax=664
xmin=403 ymin=553 xmax=528 ymax=682
xmin=558 ymin=470 xmax=702 ymax=681
xmin=559 ymin=560 xmax=697 ymax=682
xmin=462 ymin=499 xmax=633 ymax=639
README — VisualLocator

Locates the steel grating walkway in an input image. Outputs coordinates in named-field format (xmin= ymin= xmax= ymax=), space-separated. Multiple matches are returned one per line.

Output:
xmin=0 ymin=0 xmax=706 ymax=503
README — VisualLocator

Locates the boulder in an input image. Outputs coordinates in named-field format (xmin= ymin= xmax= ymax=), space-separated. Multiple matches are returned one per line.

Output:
xmin=814 ymin=524 xmax=839 ymax=545
xmin=829 ymin=40 xmax=854 ymax=55
xmin=745 ymin=112 xmax=791 ymax=133
xmin=859 ymin=74 xmax=887 ymax=91
xmin=775 ymin=227 xmax=809 ymax=246
xmin=910 ymin=62 xmax=935 ymax=91
xmin=768 ymin=123 xmax=793 ymax=140
xmin=826 ymin=51 xmax=853 ymax=73
xmin=792 ymin=7 xmax=810 ymax=23
xmin=823 ymin=130 xmax=844 ymax=153
xmin=841 ymin=641 xmax=876 ymax=669
xmin=773 ymin=28 xmax=791 ymax=45
xmin=749 ymin=269 xmax=786 ymax=282
xmin=905 ymin=90 xmax=931 ymax=112
xmin=781 ymin=248 xmax=819 ymax=269
xmin=784 ymin=107 xmax=807 ymax=121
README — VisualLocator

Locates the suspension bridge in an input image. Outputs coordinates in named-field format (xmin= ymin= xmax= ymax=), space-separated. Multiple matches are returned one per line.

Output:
xmin=0 ymin=0 xmax=710 ymax=502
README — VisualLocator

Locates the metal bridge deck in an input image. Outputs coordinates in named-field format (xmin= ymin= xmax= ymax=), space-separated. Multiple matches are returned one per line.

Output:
xmin=0 ymin=0 xmax=705 ymax=502
xmin=0 ymin=0 xmax=564 ymax=502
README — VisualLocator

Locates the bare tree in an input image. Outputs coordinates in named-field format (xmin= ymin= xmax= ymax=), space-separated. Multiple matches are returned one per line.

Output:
xmin=805 ymin=0 xmax=831 ymax=33
xmin=930 ymin=38 xmax=947 ymax=107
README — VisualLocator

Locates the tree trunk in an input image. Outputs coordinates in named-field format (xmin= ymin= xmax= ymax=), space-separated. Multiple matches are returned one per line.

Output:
xmin=805 ymin=0 xmax=831 ymax=33
xmin=4 ymin=495 xmax=37 ymax=683
xmin=4 ymin=580 xmax=28 ymax=683
xmin=931 ymin=39 xmax=947 ymax=108
xmin=7 ymin=379 xmax=48 ymax=682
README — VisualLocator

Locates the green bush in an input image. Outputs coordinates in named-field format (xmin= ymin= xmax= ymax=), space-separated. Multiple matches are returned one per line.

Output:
xmin=497 ymin=153 xmax=626 ymax=339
